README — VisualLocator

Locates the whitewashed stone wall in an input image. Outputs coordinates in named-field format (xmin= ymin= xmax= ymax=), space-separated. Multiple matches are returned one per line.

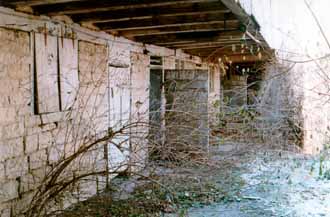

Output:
xmin=208 ymin=64 xmax=222 ymax=128
xmin=0 ymin=29 xmax=110 ymax=215
xmin=0 ymin=6 xmax=209 ymax=216
xmin=0 ymin=29 xmax=32 ymax=216
xmin=239 ymin=0 xmax=330 ymax=153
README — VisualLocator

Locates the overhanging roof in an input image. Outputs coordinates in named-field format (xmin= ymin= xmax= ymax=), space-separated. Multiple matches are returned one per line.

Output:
xmin=1 ymin=0 xmax=270 ymax=63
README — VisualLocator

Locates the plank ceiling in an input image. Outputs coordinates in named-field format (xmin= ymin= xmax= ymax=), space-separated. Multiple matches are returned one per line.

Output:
xmin=1 ymin=0 xmax=270 ymax=62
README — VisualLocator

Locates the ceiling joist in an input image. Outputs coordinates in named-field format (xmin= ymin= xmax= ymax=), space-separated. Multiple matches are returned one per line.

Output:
xmin=31 ymin=0 xmax=219 ymax=15
xmin=171 ymin=38 xmax=251 ymax=46
xmin=2 ymin=0 xmax=81 ymax=7
xmin=1 ymin=0 xmax=270 ymax=63
xmin=96 ymin=12 xmax=238 ymax=31
xmin=114 ymin=21 xmax=240 ymax=37
xmin=71 ymin=2 xmax=229 ymax=23
xmin=136 ymin=30 xmax=243 ymax=44
xmin=176 ymin=40 xmax=254 ymax=50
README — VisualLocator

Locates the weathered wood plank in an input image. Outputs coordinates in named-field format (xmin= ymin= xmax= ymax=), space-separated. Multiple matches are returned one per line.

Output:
xmin=96 ymin=13 xmax=237 ymax=31
xmin=220 ymin=0 xmax=260 ymax=30
xmin=116 ymin=21 xmax=240 ymax=37
xmin=32 ymin=0 xmax=219 ymax=15
xmin=170 ymin=39 xmax=251 ymax=48
xmin=3 ymin=0 xmax=83 ymax=7
xmin=134 ymin=30 xmax=242 ymax=44
xmin=71 ymin=2 xmax=229 ymax=23
xmin=35 ymin=33 xmax=60 ymax=113
xmin=59 ymin=37 xmax=79 ymax=110
xmin=212 ymin=52 xmax=270 ymax=63
xmin=177 ymin=42 xmax=258 ymax=50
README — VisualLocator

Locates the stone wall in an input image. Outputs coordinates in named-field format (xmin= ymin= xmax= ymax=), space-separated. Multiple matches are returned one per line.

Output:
xmin=222 ymin=74 xmax=247 ymax=107
xmin=208 ymin=64 xmax=222 ymax=128
xmin=0 ymin=29 xmax=110 ymax=215
xmin=0 ymin=6 xmax=209 ymax=215
xmin=0 ymin=28 xmax=32 ymax=216
xmin=239 ymin=0 xmax=330 ymax=153
xmin=257 ymin=63 xmax=304 ymax=149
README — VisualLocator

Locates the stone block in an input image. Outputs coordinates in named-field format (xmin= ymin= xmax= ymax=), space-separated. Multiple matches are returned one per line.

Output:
xmin=0 ymin=179 xmax=19 ymax=201
xmin=28 ymin=166 xmax=48 ymax=184
xmin=24 ymin=115 xmax=42 ymax=128
xmin=0 ymin=163 xmax=5 ymax=179
xmin=25 ymin=134 xmax=39 ymax=154
xmin=29 ymin=149 xmax=48 ymax=170
xmin=0 ymin=138 xmax=24 ymax=161
xmin=5 ymin=156 xmax=28 ymax=180
xmin=26 ymin=126 xmax=42 ymax=136
xmin=0 ymin=204 xmax=11 ymax=217
xmin=39 ymin=122 xmax=58 ymax=133
xmin=0 ymin=107 xmax=17 ymax=125
xmin=0 ymin=79 xmax=20 ymax=96
xmin=38 ymin=131 xmax=55 ymax=150
xmin=20 ymin=173 xmax=37 ymax=194
xmin=48 ymin=143 xmax=65 ymax=165
xmin=1 ymin=122 xmax=25 ymax=140
xmin=40 ymin=112 xmax=66 ymax=125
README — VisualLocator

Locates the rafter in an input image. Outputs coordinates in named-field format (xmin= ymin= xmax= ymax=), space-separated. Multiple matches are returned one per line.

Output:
xmin=1 ymin=0 xmax=269 ymax=62
xmin=220 ymin=0 xmax=260 ymax=30
xmin=31 ymin=0 xmax=219 ymax=15
xmin=115 ymin=21 xmax=240 ymax=37
xmin=170 ymin=39 xmax=246 ymax=46
xmin=71 ymin=1 xmax=229 ymax=23
xmin=155 ymin=36 xmax=243 ymax=46
xmin=96 ymin=13 xmax=237 ymax=31
xmin=134 ymin=30 xmax=242 ymax=45
xmin=1 ymin=0 xmax=82 ymax=7
xmin=212 ymin=53 xmax=269 ymax=63
xmin=176 ymin=41 xmax=254 ymax=50
xmin=115 ymin=21 xmax=240 ymax=38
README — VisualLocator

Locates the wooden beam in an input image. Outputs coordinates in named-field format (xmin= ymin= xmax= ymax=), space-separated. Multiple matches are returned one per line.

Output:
xmin=2 ymin=0 xmax=83 ymax=7
xmin=189 ymin=48 xmax=269 ymax=62
xmin=88 ymin=10 xmax=230 ymax=24
xmin=96 ymin=13 xmax=237 ymax=31
xmin=178 ymin=40 xmax=254 ymax=50
xmin=220 ymin=0 xmax=260 ymax=30
xmin=71 ymin=1 xmax=229 ymax=23
xmin=170 ymin=39 xmax=246 ymax=47
xmin=184 ymin=41 xmax=264 ymax=58
xmin=116 ymin=21 xmax=240 ymax=36
xmin=187 ymin=49 xmax=225 ymax=56
xmin=185 ymin=45 xmax=256 ymax=54
xmin=217 ymin=53 xmax=269 ymax=63
xmin=186 ymin=46 xmax=232 ymax=54
xmin=116 ymin=21 xmax=240 ymax=37
xmin=32 ymin=0 xmax=219 ymax=15
xmin=156 ymin=36 xmax=243 ymax=46
xmin=134 ymin=30 xmax=242 ymax=45
xmin=155 ymin=40 xmax=197 ymax=46
xmin=103 ymin=20 xmax=239 ymax=32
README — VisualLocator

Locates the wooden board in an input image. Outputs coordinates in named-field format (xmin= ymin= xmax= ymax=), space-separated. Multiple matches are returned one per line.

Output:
xmin=59 ymin=37 xmax=79 ymax=110
xmin=108 ymin=64 xmax=131 ymax=172
xmin=35 ymin=33 xmax=60 ymax=114
xmin=165 ymin=69 xmax=209 ymax=150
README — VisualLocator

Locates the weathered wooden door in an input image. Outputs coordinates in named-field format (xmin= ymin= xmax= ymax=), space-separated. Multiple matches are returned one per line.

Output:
xmin=108 ymin=65 xmax=131 ymax=172
xmin=149 ymin=69 xmax=162 ymax=144
xmin=164 ymin=69 xmax=209 ymax=157
xmin=130 ymin=52 xmax=150 ymax=170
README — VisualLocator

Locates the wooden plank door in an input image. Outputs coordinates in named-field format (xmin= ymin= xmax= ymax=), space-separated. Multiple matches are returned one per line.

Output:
xmin=108 ymin=66 xmax=131 ymax=172
xmin=164 ymin=69 xmax=209 ymax=158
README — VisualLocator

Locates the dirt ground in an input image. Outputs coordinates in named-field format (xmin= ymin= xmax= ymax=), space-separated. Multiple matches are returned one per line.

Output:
xmin=61 ymin=142 xmax=330 ymax=217
xmin=184 ymin=143 xmax=330 ymax=217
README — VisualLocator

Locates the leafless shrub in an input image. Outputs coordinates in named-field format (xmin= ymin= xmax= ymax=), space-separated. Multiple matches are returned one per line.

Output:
xmin=15 ymin=60 xmax=212 ymax=217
